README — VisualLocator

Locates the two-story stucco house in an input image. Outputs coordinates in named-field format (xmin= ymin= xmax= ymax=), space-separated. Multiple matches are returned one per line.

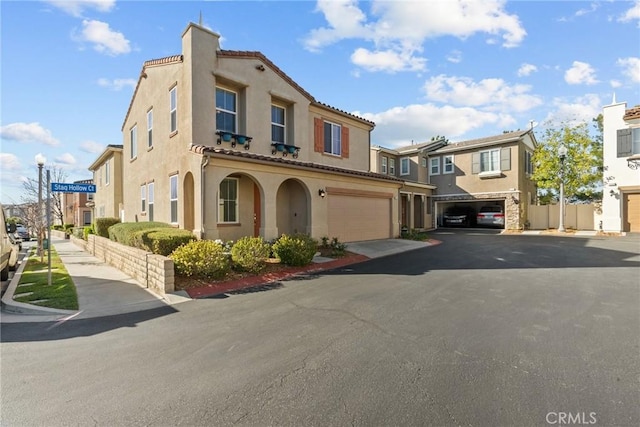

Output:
xmin=425 ymin=130 xmax=537 ymax=230
xmin=115 ymin=22 xmax=408 ymax=243
xmin=62 ymin=179 xmax=94 ymax=227
xmin=88 ymin=144 xmax=124 ymax=220
xmin=601 ymin=100 xmax=640 ymax=233
xmin=370 ymin=141 xmax=442 ymax=230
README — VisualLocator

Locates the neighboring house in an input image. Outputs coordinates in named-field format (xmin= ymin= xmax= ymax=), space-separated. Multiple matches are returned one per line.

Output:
xmin=426 ymin=130 xmax=537 ymax=230
xmin=370 ymin=141 xmax=442 ymax=230
xmin=110 ymin=22 xmax=406 ymax=243
xmin=601 ymin=100 xmax=640 ymax=233
xmin=62 ymin=179 xmax=94 ymax=226
xmin=88 ymin=144 xmax=124 ymax=221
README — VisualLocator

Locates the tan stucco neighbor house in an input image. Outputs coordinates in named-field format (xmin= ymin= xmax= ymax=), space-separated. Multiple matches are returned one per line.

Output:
xmin=372 ymin=131 xmax=537 ymax=230
xmin=88 ymin=144 xmax=124 ymax=220
xmin=427 ymin=130 xmax=538 ymax=230
xmin=114 ymin=22 xmax=409 ymax=243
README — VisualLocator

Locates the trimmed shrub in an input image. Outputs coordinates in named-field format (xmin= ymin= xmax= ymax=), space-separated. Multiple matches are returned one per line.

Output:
xmin=108 ymin=221 xmax=170 ymax=246
xmin=170 ymin=240 xmax=230 ymax=279
xmin=63 ymin=223 xmax=74 ymax=232
xmin=131 ymin=228 xmax=196 ymax=256
xmin=272 ymin=233 xmax=317 ymax=266
xmin=231 ymin=236 xmax=270 ymax=273
xmin=95 ymin=217 xmax=121 ymax=238
xmin=52 ymin=224 xmax=64 ymax=231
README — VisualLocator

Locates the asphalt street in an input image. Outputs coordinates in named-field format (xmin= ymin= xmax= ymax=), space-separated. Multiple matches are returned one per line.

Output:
xmin=1 ymin=230 xmax=639 ymax=426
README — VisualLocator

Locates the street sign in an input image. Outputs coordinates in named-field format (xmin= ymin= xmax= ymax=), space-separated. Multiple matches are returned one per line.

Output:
xmin=51 ymin=182 xmax=96 ymax=193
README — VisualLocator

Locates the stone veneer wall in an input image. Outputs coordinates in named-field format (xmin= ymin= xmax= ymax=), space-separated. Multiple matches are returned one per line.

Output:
xmin=70 ymin=234 xmax=174 ymax=295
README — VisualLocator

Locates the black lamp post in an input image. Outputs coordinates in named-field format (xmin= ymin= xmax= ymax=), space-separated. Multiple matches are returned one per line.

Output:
xmin=558 ymin=144 xmax=567 ymax=233
xmin=35 ymin=154 xmax=46 ymax=260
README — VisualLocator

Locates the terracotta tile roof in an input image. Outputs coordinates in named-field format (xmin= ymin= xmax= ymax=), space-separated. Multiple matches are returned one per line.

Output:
xmin=434 ymin=130 xmax=532 ymax=153
xmin=190 ymin=145 xmax=403 ymax=183
xmin=623 ymin=105 xmax=640 ymax=121
xmin=143 ymin=55 xmax=183 ymax=68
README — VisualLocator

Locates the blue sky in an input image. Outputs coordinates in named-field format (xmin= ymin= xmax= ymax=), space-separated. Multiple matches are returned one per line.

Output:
xmin=1 ymin=0 xmax=639 ymax=204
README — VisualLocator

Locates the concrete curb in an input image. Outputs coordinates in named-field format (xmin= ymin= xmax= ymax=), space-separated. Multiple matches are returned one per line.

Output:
xmin=1 ymin=249 xmax=78 ymax=316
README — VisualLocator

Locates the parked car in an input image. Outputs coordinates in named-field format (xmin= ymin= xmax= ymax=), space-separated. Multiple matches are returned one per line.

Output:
xmin=477 ymin=205 xmax=505 ymax=227
xmin=15 ymin=225 xmax=31 ymax=241
xmin=443 ymin=205 xmax=476 ymax=227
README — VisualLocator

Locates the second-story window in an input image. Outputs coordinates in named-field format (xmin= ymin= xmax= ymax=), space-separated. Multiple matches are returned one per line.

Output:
xmin=130 ymin=125 xmax=137 ymax=160
xmin=105 ymin=159 xmax=110 ymax=185
xmin=271 ymin=105 xmax=285 ymax=144
xmin=381 ymin=156 xmax=388 ymax=174
xmin=147 ymin=109 xmax=153 ymax=147
xmin=443 ymin=155 xmax=454 ymax=174
xmin=480 ymin=149 xmax=500 ymax=172
xmin=389 ymin=158 xmax=396 ymax=175
xmin=216 ymin=87 xmax=236 ymax=133
xmin=400 ymin=157 xmax=410 ymax=175
xmin=169 ymin=87 xmax=177 ymax=133
xmin=324 ymin=121 xmax=341 ymax=155
xmin=525 ymin=151 xmax=533 ymax=175
xmin=430 ymin=157 xmax=440 ymax=175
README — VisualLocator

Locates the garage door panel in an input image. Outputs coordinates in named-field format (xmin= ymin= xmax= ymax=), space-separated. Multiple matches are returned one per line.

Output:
xmin=328 ymin=196 xmax=391 ymax=242
xmin=625 ymin=193 xmax=640 ymax=232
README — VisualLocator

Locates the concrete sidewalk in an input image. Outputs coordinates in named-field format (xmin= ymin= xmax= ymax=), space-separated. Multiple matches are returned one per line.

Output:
xmin=0 ymin=238 xmax=189 ymax=323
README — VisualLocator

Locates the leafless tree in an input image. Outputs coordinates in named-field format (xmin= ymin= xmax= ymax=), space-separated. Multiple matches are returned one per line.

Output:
xmin=21 ymin=166 xmax=68 ymax=226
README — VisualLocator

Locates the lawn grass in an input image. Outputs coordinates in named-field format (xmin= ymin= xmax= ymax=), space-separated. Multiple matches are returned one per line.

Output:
xmin=13 ymin=247 xmax=79 ymax=310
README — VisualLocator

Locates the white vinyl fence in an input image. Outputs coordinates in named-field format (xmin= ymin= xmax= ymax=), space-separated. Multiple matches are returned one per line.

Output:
xmin=528 ymin=204 xmax=598 ymax=230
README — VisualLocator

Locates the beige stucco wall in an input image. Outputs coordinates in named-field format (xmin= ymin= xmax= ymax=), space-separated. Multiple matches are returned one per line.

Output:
xmin=92 ymin=150 xmax=123 ymax=219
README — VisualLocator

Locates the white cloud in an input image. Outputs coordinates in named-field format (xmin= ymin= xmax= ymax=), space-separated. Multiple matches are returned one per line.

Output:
xmin=542 ymin=94 xmax=602 ymax=127
xmin=610 ymin=79 xmax=622 ymax=88
xmin=618 ymin=0 xmax=640 ymax=25
xmin=55 ymin=153 xmax=77 ymax=165
xmin=517 ymin=63 xmax=538 ymax=77
xmin=97 ymin=77 xmax=137 ymax=90
xmin=423 ymin=74 xmax=543 ymax=112
xmin=575 ymin=2 xmax=599 ymax=17
xmin=80 ymin=140 xmax=105 ymax=154
xmin=446 ymin=50 xmax=462 ymax=64
xmin=351 ymin=48 xmax=426 ymax=72
xmin=616 ymin=57 xmax=640 ymax=83
xmin=303 ymin=0 xmax=526 ymax=73
xmin=355 ymin=103 xmax=515 ymax=147
xmin=564 ymin=61 xmax=598 ymax=85
xmin=45 ymin=0 xmax=116 ymax=17
xmin=0 ymin=153 xmax=21 ymax=171
xmin=0 ymin=122 xmax=59 ymax=146
xmin=75 ymin=19 xmax=131 ymax=56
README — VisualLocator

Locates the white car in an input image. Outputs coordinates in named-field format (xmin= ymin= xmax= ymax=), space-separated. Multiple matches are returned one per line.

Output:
xmin=477 ymin=205 xmax=505 ymax=227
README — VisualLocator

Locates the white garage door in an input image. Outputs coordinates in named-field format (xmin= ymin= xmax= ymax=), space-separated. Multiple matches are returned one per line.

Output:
xmin=624 ymin=193 xmax=640 ymax=232
xmin=328 ymin=194 xmax=392 ymax=242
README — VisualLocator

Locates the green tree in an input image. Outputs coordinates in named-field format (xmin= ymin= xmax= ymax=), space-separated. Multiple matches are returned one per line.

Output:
xmin=532 ymin=121 xmax=602 ymax=204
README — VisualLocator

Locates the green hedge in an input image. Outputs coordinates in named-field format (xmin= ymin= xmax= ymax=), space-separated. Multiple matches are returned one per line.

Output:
xmin=108 ymin=221 xmax=170 ymax=246
xmin=272 ymin=233 xmax=318 ymax=266
xmin=131 ymin=228 xmax=195 ymax=256
xmin=95 ymin=217 xmax=121 ymax=238
xmin=231 ymin=236 xmax=271 ymax=273
xmin=170 ymin=240 xmax=230 ymax=279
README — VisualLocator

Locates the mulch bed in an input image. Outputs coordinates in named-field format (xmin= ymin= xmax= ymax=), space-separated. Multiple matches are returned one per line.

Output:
xmin=176 ymin=251 xmax=369 ymax=299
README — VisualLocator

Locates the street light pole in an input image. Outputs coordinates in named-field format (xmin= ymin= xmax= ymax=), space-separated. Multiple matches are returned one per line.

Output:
xmin=35 ymin=154 xmax=46 ymax=261
xmin=47 ymin=169 xmax=52 ymax=286
xmin=558 ymin=144 xmax=567 ymax=233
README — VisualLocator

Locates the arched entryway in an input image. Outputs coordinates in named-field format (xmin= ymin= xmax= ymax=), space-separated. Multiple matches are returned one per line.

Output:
xmin=276 ymin=179 xmax=309 ymax=236
xmin=183 ymin=172 xmax=195 ymax=231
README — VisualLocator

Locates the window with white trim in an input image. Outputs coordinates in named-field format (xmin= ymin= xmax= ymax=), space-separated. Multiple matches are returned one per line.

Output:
xmin=430 ymin=157 xmax=440 ymax=175
xmin=389 ymin=158 xmax=396 ymax=175
xmin=633 ymin=128 xmax=640 ymax=154
xmin=130 ymin=125 xmax=137 ymax=160
xmin=480 ymin=149 xmax=500 ymax=172
xmin=443 ymin=155 xmax=454 ymax=174
xmin=524 ymin=151 xmax=533 ymax=175
xmin=323 ymin=121 xmax=341 ymax=155
xmin=148 ymin=182 xmax=154 ymax=221
xmin=400 ymin=157 xmax=410 ymax=175
xmin=271 ymin=104 xmax=285 ymax=144
xmin=216 ymin=87 xmax=236 ymax=133
xmin=147 ymin=109 xmax=153 ymax=147
xmin=219 ymin=178 xmax=238 ymax=223
xmin=170 ymin=175 xmax=178 ymax=223
xmin=140 ymin=185 xmax=146 ymax=213
xmin=421 ymin=157 xmax=427 ymax=167
xmin=83 ymin=211 xmax=92 ymax=225
xmin=105 ymin=159 xmax=110 ymax=185
xmin=381 ymin=156 xmax=387 ymax=174
xmin=169 ymin=87 xmax=177 ymax=133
